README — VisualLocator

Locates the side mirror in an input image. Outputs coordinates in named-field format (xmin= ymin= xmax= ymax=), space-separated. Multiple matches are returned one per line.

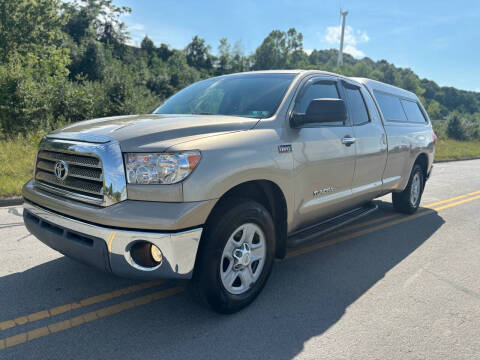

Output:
xmin=291 ymin=98 xmax=347 ymax=127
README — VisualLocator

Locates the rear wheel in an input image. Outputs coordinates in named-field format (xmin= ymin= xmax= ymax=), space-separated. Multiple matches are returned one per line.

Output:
xmin=189 ymin=199 xmax=275 ymax=313
xmin=392 ymin=164 xmax=425 ymax=214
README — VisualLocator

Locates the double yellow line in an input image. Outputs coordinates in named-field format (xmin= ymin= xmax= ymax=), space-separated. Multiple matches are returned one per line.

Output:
xmin=287 ymin=189 xmax=480 ymax=259
xmin=0 ymin=281 xmax=164 ymax=332
xmin=2 ymin=189 xmax=480 ymax=350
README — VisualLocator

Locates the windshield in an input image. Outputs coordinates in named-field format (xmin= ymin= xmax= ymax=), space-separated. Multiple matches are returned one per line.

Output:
xmin=154 ymin=73 xmax=296 ymax=118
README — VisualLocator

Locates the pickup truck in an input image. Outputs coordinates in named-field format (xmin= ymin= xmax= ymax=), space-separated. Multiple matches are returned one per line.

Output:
xmin=23 ymin=70 xmax=435 ymax=313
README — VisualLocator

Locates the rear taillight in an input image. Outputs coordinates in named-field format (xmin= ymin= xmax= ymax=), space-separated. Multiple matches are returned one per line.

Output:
xmin=432 ymin=132 xmax=438 ymax=143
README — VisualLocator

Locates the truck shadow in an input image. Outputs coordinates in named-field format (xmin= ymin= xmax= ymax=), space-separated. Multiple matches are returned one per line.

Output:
xmin=1 ymin=201 xmax=444 ymax=359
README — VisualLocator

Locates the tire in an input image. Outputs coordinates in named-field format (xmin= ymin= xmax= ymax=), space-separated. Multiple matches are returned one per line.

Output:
xmin=392 ymin=164 xmax=425 ymax=214
xmin=188 ymin=198 xmax=276 ymax=314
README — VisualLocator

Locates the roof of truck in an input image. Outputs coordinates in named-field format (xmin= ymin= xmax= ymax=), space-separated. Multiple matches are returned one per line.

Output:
xmin=350 ymin=77 xmax=419 ymax=101
xmin=215 ymin=71 xmax=421 ymax=101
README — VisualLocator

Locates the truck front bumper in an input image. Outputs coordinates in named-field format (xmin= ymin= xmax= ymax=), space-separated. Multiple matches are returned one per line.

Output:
xmin=23 ymin=201 xmax=203 ymax=280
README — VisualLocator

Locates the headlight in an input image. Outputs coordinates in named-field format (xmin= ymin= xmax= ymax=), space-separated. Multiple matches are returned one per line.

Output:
xmin=124 ymin=152 xmax=201 ymax=184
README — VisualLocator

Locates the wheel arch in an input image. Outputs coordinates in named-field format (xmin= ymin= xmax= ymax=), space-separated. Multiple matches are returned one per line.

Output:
xmin=204 ymin=180 xmax=289 ymax=259
xmin=414 ymin=152 xmax=429 ymax=180
xmin=396 ymin=151 xmax=431 ymax=192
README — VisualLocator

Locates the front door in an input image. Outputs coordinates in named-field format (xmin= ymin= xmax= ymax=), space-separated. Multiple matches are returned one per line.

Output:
xmin=289 ymin=76 xmax=356 ymax=231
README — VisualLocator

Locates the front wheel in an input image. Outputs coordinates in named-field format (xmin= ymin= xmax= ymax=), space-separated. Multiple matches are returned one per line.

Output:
xmin=392 ymin=164 xmax=425 ymax=214
xmin=188 ymin=199 xmax=276 ymax=313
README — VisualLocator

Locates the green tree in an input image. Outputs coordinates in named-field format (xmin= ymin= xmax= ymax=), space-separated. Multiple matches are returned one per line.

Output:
xmin=0 ymin=0 xmax=65 ymax=63
xmin=231 ymin=41 xmax=247 ymax=73
xmin=352 ymin=61 xmax=372 ymax=78
xmin=168 ymin=51 xmax=200 ymax=89
xmin=81 ymin=41 xmax=105 ymax=81
xmin=217 ymin=38 xmax=231 ymax=74
xmin=253 ymin=30 xmax=287 ymax=70
xmin=0 ymin=0 xmax=71 ymax=135
xmin=62 ymin=5 xmax=91 ymax=43
xmin=185 ymin=36 xmax=213 ymax=72
xmin=285 ymin=28 xmax=307 ymax=68
xmin=0 ymin=51 xmax=71 ymax=134
xmin=146 ymin=56 xmax=172 ymax=98
xmin=427 ymin=100 xmax=444 ymax=120
xmin=62 ymin=0 xmax=131 ymax=56
xmin=141 ymin=36 xmax=155 ymax=55
xmin=157 ymin=43 xmax=173 ymax=62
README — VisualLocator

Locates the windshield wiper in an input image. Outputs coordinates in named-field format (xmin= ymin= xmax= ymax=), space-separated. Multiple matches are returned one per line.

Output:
xmin=192 ymin=112 xmax=215 ymax=115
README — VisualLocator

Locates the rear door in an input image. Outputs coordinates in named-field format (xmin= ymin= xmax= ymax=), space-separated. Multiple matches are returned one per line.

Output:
xmin=342 ymin=80 xmax=388 ymax=202
xmin=290 ymin=76 xmax=356 ymax=230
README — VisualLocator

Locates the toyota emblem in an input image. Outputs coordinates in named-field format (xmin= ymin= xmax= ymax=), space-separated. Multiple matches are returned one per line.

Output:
xmin=54 ymin=160 xmax=69 ymax=181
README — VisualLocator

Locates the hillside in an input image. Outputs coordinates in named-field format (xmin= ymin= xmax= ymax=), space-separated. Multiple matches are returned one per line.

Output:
xmin=0 ymin=0 xmax=478 ymax=141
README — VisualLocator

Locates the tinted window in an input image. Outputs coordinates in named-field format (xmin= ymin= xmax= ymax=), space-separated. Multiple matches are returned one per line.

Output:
xmin=155 ymin=73 xmax=295 ymax=118
xmin=295 ymin=82 xmax=339 ymax=113
xmin=401 ymin=100 xmax=426 ymax=123
xmin=374 ymin=91 xmax=407 ymax=122
xmin=361 ymin=88 xmax=381 ymax=123
xmin=344 ymin=85 xmax=370 ymax=125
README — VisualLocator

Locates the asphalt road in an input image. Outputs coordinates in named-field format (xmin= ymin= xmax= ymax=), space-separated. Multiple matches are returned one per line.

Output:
xmin=1 ymin=160 xmax=480 ymax=359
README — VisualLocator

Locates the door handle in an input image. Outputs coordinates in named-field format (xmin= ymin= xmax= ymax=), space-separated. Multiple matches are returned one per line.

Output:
xmin=342 ymin=136 xmax=356 ymax=146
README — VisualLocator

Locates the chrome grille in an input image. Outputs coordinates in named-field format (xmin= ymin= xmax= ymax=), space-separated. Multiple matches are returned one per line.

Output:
xmin=33 ymin=136 xmax=127 ymax=206
xmin=37 ymin=150 xmax=100 ymax=167
xmin=34 ymin=150 xmax=104 ymax=204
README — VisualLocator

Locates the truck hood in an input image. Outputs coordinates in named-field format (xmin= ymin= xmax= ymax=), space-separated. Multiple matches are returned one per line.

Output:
xmin=48 ymin=114 xmax=259 ymax=152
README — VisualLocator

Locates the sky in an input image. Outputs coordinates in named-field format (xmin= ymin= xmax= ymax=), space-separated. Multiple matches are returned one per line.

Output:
xmin=115 ymin=0 xmax=480 ymax=92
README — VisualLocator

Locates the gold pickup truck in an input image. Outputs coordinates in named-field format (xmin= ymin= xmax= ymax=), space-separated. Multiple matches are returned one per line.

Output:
xmin=23 ymin=70 xmax=435 ymax=313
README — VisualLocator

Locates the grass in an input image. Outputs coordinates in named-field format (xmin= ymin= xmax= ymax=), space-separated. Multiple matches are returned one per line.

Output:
xmin=435 ymin=139 xmax=480 ymax=161
xmin=0 ymin=132 xmax=45 ymax=198
xmin=0 ymin=135 xmax=480 ymax=198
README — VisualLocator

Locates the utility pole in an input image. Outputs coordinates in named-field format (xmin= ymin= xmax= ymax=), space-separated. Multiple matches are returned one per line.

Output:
xmin=337 ymin=9 xmax=348 ymax=66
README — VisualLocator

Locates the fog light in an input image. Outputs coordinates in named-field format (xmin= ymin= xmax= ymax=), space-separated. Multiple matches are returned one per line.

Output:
xmin=150 ymin=244 xmax=163 ymax=263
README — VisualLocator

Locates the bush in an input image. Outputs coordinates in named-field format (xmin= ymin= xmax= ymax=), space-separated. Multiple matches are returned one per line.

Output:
xmin=0 ymin=51 xmax=70 ymax=135
xmin=432 ymin=120 xmax=447 ymax=140
xmin=446 ymin=113 xmax=467 ymax=141
xmin=464 ymin=118 xmax=480 ymax=139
